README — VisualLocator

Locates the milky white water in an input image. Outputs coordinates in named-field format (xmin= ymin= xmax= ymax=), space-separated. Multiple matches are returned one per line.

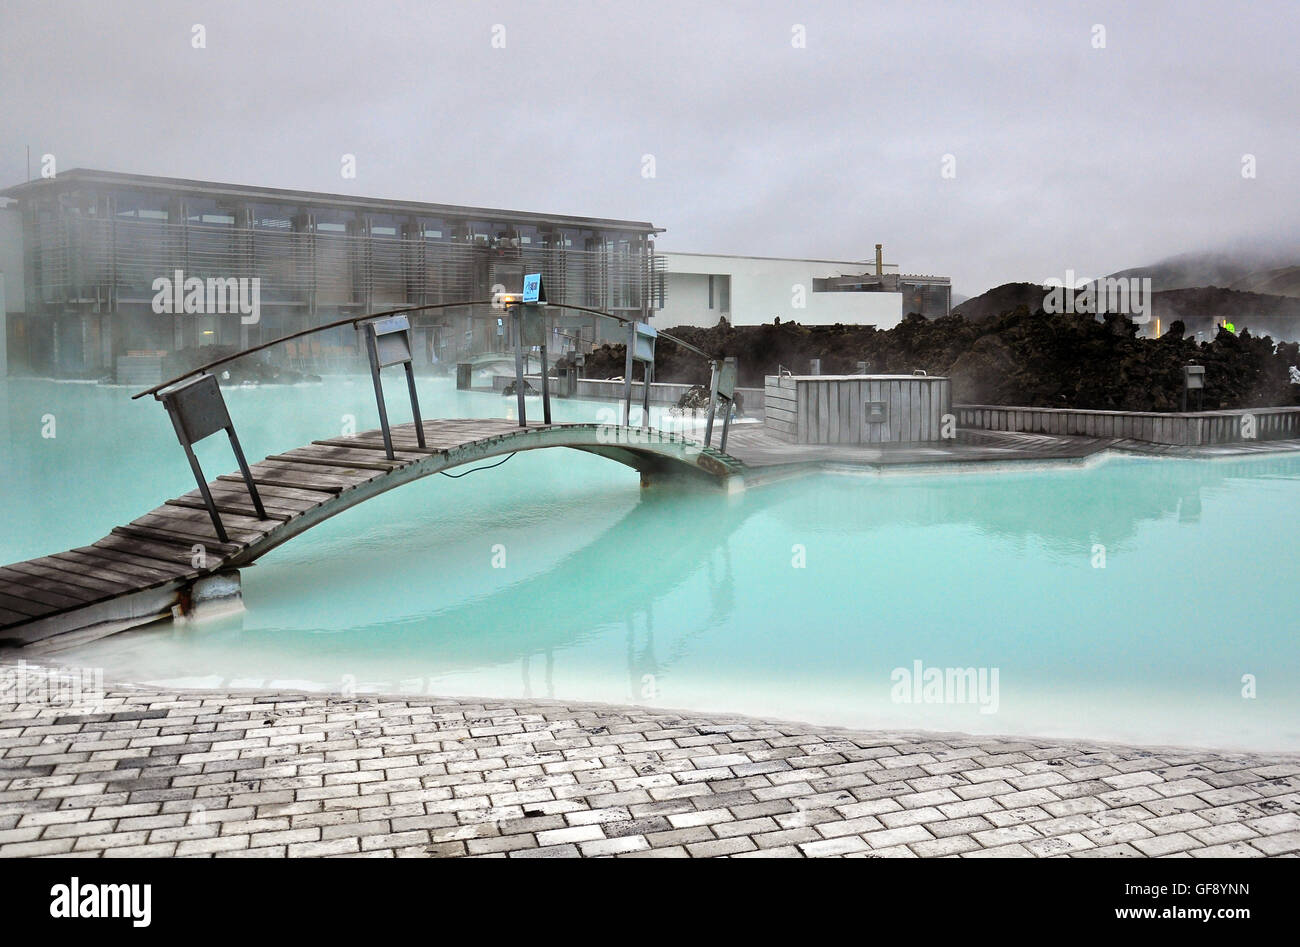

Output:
xmin=3 ymin=377 xmax=1297 ymax=751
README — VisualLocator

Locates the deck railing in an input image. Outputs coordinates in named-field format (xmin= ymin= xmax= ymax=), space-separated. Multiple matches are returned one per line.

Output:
xmin=956 ymin=404 xmax=1300 ymax=446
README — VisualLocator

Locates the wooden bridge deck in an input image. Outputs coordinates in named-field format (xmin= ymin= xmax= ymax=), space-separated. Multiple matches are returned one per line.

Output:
xmin=0 ymin=418 xmax=745 ymax=647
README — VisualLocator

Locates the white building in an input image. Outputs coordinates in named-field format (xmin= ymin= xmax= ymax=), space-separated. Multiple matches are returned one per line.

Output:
xmin=652 ymin=249 xmax=950 ymax=331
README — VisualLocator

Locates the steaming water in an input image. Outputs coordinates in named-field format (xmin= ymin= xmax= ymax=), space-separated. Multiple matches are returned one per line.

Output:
xmin=2 ymin=377 xmax=1298 ymax=751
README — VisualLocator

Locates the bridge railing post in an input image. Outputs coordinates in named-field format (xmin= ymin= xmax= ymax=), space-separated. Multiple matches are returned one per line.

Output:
xmin=515 ymin=273 xmax=553 ymax=427
xmin=155 ymin=373 xmax=268 ymax=545
xmin=704 ymin=360 xmax=721 ymax=447
xmin=718 ymin=356 xmax=738 ymax=453
xmin=540 ymin=338 xmax=551 ymax=425
xmin=641 ymin=357 xmax=653 ymax=431
xmin=359 ymin=315 xmax=426 ymax=458
xmin=363 ymin=325 xmax=394 ymax=458
xmin=527 ymin=303 xmax=550 ymax=426
xmin=512 ymin=304 xmax=528 ymax=427
xmin=719 ymin=392 xmax=733 ymax=453
xmin=704 ymin=357 xmax=737 ymax=451
xmin=622 ymin=320 xmax=636 ymax=427
xmin=624 ymin=320 xmax=658 ymax=431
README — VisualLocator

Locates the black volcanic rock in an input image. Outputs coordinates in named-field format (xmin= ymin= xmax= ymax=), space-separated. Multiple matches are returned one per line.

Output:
xmin=576 ymin=303 xmax=1300 ymax=411
xmin=947 ymin=333 xmax=1019 ymax=403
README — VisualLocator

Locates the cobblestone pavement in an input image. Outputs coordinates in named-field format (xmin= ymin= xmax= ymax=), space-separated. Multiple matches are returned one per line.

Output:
xmin=1 ymin=686 xmax=1298 ymax=858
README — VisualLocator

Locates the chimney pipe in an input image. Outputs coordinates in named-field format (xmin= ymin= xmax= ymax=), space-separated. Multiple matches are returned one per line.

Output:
xmin=875 ymin=243 xmax=883 ymax=277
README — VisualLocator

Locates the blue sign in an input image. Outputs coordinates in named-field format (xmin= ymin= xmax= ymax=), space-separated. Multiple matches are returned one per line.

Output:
xmin=522 ymin=273 xmax=542 ymax=304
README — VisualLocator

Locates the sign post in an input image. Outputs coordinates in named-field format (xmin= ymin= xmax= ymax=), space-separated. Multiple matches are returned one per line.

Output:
xmin=155 ymin=373 xmax=267 ymax=543
xmin=717 ymin=356 xmax=737 ymax=452
xmin=358 ymin=314 xmax=426 ymax=458
xmin=704 ymin=356 xmax=737 ymax=449
xmin=517 ymin=274 xmax=550 ymax=425
xmin=625 ymin=321 xmax=657 ymax=430
xmin=511 ymin=303 xmax=527 ymax=426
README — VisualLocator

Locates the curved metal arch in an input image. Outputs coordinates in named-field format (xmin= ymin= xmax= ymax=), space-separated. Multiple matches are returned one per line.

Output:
xmin=134 ymin=299 xmax=718 ymax=401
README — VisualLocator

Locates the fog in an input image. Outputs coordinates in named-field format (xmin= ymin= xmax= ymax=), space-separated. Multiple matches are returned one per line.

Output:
xmin=1 ymin=0 xmax=1296 ymax=295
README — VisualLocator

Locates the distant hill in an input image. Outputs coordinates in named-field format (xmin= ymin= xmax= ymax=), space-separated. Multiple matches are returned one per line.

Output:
xmin=1105 ymin=247 xmax=1300 ymax=297
xmin=1228 ymin=265 xmax=1300 ymax=298
xmin=1107 ymin=253 xmax=1264 ymax=291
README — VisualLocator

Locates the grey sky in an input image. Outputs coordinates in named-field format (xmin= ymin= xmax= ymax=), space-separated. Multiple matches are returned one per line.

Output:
xmin=1 ymin=0 xmax=1295 ymax=295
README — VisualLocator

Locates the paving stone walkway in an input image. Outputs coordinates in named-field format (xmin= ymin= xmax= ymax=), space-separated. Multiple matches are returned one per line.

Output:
xmin=1 ymin=685 xmax=1298 ymax=858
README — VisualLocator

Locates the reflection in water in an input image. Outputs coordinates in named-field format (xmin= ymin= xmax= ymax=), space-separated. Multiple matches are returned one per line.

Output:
xmin=520 ymin=649 xmax=555 ymax=701
xmin=764 ymin=453 xmax=1300 ymax=556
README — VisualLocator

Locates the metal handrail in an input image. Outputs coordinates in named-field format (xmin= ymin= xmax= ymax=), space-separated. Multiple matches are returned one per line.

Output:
xmin=543 ymin=302 xmax=715 ymax=360
xmin=134 ymin=299 xmax=719 ymax=400
xmin=132 ymin=299 xmax=493 ymax=400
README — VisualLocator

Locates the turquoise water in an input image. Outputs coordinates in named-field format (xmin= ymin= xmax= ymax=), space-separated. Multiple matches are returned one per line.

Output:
xmin=2 ymin=377 xmax=1298 ymax=751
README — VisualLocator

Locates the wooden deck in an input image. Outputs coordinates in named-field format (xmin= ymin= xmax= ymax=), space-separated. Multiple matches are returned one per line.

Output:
xmin=723 ymin=425 xmax=1117 ymax=474
xmin=0 ymin=419 xmax=745 ymax=648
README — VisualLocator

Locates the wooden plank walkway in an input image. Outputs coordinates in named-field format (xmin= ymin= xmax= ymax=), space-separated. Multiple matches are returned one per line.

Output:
xmin=0 ymin=419 xmax=527 ymax=640
xmin=723 ymin=425 xmax=1117 ymax=471
xmin=0 ymin=419 xmax=744 ymax=646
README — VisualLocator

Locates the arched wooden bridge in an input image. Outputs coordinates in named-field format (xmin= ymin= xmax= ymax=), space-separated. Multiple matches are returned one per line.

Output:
xmin=0 ymin=418 xmax=745 ymax=649
xmin=0 ymin=295 xmax=749 ymax=650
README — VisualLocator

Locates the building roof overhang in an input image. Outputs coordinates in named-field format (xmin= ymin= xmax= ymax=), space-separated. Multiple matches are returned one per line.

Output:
xmin=0 ymin=168 xmax=664 ymax=234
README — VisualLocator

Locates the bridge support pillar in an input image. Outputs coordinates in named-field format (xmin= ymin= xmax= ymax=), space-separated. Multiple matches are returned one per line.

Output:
xmin=178 ymin=570 xmax=244 ymax=623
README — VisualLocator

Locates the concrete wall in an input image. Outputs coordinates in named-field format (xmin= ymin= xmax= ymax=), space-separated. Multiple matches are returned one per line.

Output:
xmin=655 ymin=252 xmax=903 ymax=330
xmin=662 ymin=272 xmax=718 ymax=328
xmin=957 ymin=403 xmax=1300 ymax=446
